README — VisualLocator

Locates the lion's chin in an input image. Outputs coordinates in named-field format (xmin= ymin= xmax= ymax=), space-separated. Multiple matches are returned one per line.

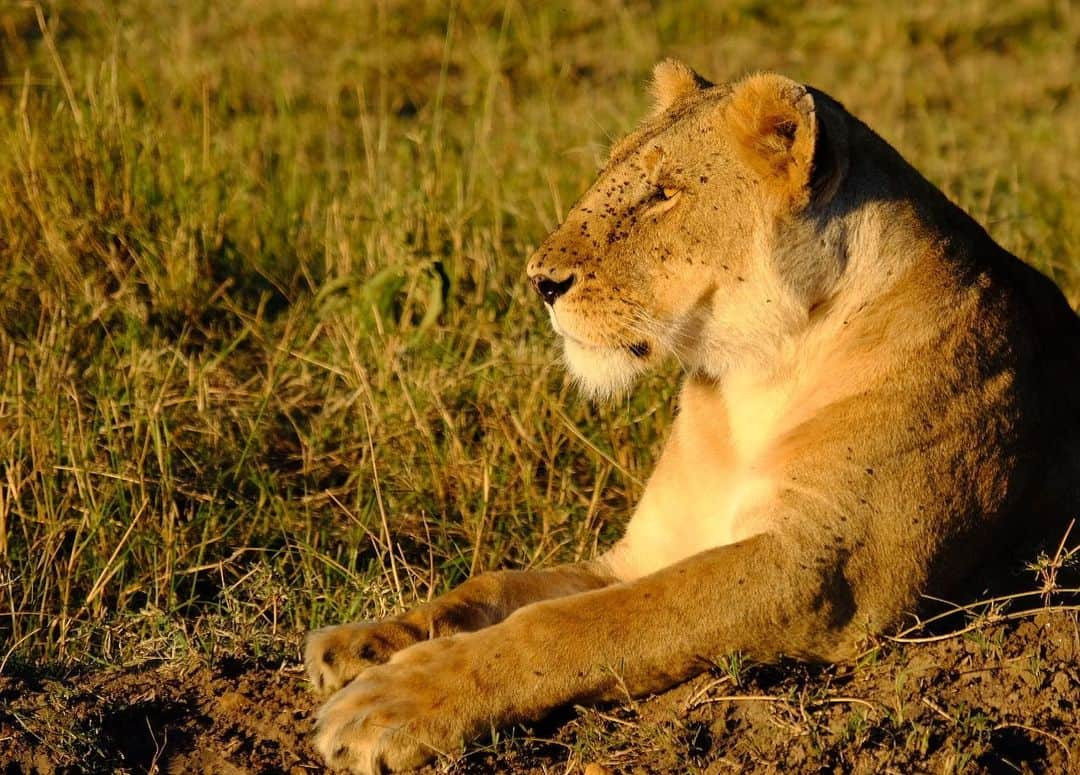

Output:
xmin=561 ymin=338 xmax=647 ymax=400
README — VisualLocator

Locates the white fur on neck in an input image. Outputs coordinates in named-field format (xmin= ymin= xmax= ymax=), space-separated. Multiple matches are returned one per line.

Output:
xmin=562 ymin=339 xmax=643 ymax=399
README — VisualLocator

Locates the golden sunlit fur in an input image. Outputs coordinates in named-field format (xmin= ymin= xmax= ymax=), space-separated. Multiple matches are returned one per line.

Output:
xmin=304 ymin=62 xmax=1080 ymax=773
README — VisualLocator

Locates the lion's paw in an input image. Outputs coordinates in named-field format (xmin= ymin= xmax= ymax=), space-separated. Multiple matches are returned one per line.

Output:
xmin=314 ymin=638 xmax=476 ymax=774
xmin=304 ymin=620 xmax=423 ymax=695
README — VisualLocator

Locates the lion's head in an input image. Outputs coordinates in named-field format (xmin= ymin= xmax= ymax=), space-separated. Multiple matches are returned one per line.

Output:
xmin=526 ymin=61 xmax=853 ymax=397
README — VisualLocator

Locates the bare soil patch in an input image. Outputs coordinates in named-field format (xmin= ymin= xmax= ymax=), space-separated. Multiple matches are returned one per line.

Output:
xmin=3 ymin=609 xmax=1076 ymax=774
xmin=0 ymin=658 xmax=319 ymax=774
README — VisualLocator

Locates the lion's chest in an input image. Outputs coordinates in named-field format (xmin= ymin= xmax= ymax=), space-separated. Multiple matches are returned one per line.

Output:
xmin=605 ymin=373 xmax=805 ymax=581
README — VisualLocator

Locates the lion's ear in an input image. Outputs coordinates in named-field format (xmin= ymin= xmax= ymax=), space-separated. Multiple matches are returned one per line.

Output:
xmin=726 ymin=73 xmax=842 ymax=209
xmin=649 ymin=59 xmax=712 ymax=116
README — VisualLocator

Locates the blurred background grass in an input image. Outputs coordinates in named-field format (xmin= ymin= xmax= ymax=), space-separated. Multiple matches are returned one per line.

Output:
xmin=0 ymin=0 xmax=1076 ymax=667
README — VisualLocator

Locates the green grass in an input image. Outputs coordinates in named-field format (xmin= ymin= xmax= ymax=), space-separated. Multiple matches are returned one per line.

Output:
xmin=0 ymin=0 xmax=1077 ymax=671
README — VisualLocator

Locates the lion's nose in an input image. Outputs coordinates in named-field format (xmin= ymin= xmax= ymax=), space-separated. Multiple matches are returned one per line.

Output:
xmin=531 ymin=274 xmax=575 ymax=305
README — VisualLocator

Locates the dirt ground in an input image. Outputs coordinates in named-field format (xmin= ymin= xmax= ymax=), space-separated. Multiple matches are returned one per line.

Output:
xmin=2 ymin=607 xmax=1077 ymax=775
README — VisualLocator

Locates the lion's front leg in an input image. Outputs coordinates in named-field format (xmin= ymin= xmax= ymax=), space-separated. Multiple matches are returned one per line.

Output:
xmin=305 ymin=560 xmax=613 ymax=694
xmin=313 ymin=534 xmax=861 ymax=773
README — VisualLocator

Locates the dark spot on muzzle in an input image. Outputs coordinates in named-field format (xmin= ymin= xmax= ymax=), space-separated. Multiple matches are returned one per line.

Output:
xmin=629 ymin=341 xmax=651 ymax=358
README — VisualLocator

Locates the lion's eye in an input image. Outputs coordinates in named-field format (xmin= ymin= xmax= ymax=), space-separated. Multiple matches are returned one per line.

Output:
xmin=645 ymin=185 xmax=682 ymax=216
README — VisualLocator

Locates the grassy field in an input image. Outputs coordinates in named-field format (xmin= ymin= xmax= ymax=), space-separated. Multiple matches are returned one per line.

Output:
xmin=1 ymin=1 xmax=1078 ymax=772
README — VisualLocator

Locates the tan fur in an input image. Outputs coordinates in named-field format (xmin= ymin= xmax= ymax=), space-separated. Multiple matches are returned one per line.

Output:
xmin=649 ymin=58 xmax=712 ymax=116
xmin=305 ymin=65 xmax=1080 ymax=773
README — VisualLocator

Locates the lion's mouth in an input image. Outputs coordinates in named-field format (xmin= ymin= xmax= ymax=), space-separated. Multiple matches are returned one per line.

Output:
xmin=548 ymin=309 xmax=652 ymax=358
xmin=547 ymin=308 xmax=603 ymax=349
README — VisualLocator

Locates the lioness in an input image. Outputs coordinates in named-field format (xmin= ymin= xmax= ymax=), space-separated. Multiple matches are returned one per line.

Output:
xmin=305 ymin=61 xmax=1080 ymax=773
